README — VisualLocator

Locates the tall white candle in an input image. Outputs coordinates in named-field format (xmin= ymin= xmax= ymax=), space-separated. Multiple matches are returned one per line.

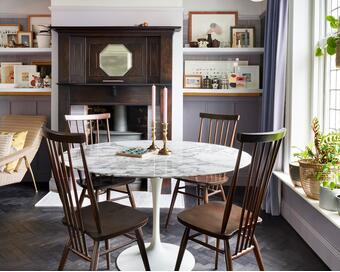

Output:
xmin=163 ymin=87 xmax=168 ymax=124
xmin=152 ymin=84 xmax=156 ymax=124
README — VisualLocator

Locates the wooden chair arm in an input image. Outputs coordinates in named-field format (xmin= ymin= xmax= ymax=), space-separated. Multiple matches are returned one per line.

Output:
xmin=0 ymin=146 xmax=35 ymax=167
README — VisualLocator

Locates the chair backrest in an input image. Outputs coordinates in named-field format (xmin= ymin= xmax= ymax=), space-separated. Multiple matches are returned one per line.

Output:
xmin=65 ymin=113 xmax=111 ymax=145
xmin=221 ymin=129 xmax=286 ymax=255
xmin=198 ymin=113 xmax=240 ymax=147
xmin=43 ymin=127 xmax=102 ymax=258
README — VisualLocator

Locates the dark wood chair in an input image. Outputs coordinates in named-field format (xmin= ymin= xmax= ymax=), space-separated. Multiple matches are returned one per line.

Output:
xmin=43 ymin=127 xmax=150 ymax=271
xmin=175 ymin=129 xmax=286 ymax=271
xmin=165 ymin=113 xmax=240 ymax=228
xmin=65 ymin=113 xmax=136 ymax=207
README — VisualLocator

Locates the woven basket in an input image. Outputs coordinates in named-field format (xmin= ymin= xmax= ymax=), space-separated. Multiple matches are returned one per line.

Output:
xmin=298 ymin=160 xmax=325 ymax=200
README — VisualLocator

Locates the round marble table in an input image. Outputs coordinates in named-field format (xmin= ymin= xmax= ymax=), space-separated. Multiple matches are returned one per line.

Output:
xmin=68 ymin=140 xmax=251 ymax=271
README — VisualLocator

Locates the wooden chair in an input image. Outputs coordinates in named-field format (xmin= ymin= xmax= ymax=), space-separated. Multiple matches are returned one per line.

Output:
xmin=65 ymin=113 xmax=136 ymax=207
xmin=165 ymin=113 xmax=240 ymax=228
xmin=43 ymin=127 xmax=150 ymax=271
xmin=175 ymin=129 xmax=286 ymax=271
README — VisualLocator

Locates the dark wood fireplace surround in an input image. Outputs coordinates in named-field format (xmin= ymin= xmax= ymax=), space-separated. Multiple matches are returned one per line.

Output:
xmin=54 ymin=26 xmax=180 ymax=138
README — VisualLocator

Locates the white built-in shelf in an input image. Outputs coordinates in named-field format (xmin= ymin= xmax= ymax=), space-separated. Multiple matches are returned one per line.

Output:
xmin=0 ymin=47 xmax=52 ymax=55
xmin=0 ymin=84 xmax=51 ymax=96
xmin=183 ymin=88 xmax=262 ymax=97
xmin=183 ymin=47 xmax=264 ymax=56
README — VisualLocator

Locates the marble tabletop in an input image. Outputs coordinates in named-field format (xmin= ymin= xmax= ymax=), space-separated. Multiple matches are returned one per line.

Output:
xmin=67 ymin=140 xmax=251 ymax=178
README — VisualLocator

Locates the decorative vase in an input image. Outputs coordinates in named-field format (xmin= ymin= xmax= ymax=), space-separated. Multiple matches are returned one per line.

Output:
xmin=319 ymin=186 xmax=340 ymax=211
xmin=289 ymin=161 xmax=301 ymax=187
xmin=37 ymin=34 xmax=51 ymax=48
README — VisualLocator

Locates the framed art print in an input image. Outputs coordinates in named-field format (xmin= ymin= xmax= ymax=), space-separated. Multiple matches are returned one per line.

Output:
xmin=14 ymin=65 xmax=37 ymax=88
xmin=0 ymin=62 xmax=22 ymax=83
xmin=17 ymin=32 xmax=33 ymax=47
xmin=184 ymin=75 xmax=202 ymax=89
xmin=231 ymin=27 xmax=255 ymax=48
xmin=239 ymin=65 xmax=260 ymax=89
xmin=188 ymin=12 xmax=238 ymax=46
xmin=0 ymin=24 xmax=20 ymax=47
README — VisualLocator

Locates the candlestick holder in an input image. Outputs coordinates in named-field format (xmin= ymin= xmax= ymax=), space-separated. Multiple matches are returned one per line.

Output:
xmin=147 ymin=122 xmax=159 ymax=152
xmin=158 ymin=122 xmax=171 ymax=156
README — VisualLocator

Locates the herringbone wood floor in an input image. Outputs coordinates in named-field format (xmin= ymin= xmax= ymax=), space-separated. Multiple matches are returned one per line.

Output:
xmin=0 ymin=183 xmax=329 ymax=271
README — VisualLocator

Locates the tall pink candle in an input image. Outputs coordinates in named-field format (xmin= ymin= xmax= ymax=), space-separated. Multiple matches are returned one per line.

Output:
xmin=163 ymin=87 xmax=168 ymax=124
xmin=152 ymin=85 xmax=156 ymax=124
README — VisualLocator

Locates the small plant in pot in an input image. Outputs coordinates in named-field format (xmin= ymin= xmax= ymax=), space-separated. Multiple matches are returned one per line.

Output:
xmin=294 ymin=118 xmax=340 ymax=206
xmin=315 ymin=16 xmax=340 ymax=68
xmin=36 ymin=25 xmax=51 ymax=48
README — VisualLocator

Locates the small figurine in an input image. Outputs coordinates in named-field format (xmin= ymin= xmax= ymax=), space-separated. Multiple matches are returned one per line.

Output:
xmin=202 ymin=76 xmax=212 ymax=89
xmin=212 ymin=77 xmax=219 ymax=89
xmin=228 ymin=73 xmax=237 ymax=88
xmin=220 ymin=74 xmax=228 ymax=89
xmin=44 ymin=75 xmax=51 ymax=88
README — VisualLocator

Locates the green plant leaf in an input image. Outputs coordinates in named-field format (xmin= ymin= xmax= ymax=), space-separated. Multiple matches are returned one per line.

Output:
xmin=322 ymin=181 xmax=329 ymax=188
xmin=327 ymin=36 xmax=338 ymax=48
xmin=326 ymin=15 xmax=339 ymax=29
xmin=330 ymin=181 xmax=336 ymax=190
xmin=315 ymin=47 xmax=324 ymax=57
xmin=327 ymin=45 xmax=337 ymax=55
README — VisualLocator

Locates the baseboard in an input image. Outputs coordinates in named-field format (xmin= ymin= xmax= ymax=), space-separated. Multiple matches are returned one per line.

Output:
xmin=281 ymin=199 xmax=340 ymax=270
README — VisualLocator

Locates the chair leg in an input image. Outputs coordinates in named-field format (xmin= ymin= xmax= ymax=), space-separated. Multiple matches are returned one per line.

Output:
xmin=196 ymin=184 xmax=201 ymax=205
xmin=95 ymin=190 xmax=99 ymax=201
xmin=253 ymin=236 xmax=265 ymax=271
xmin=90 ymin=241 xmax=100 ymax=271
xmin=203 ymin=186 xmax=209 ymax=244
xmin=58 ymin=240 xmax=71 ymax=271
xmin=219 ymin=184 xmax=227 ymax=201
xmin=126 ymin=184 xmax=136 ymax=208
xmin=105 ymin=239 xmax=111 ymax=270
xmin=165 ymin=179 xmax=180 ymax=229
xmin=106 ymin=190 xmax=111 ymax=201
xmin=214 ymin=238 xmax=220 ymax=270
xmin=79 ymin=188 xmax=86 ymax=207
xmin=135 ymin=228 xmax=150 ymax=271
xmin=24 ymin=156 xmax=38 ymax=193
xmin=224 ymin=240 xmax=233 ymax=271
xmin=175 ymin=227 xmax=190 ymax=271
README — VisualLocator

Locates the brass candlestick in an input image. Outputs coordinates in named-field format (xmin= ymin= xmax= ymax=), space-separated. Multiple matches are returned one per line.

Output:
xmin=158 ymin=122 xmax=171 ymax=155
xmin=147 ymin=122 xmax=159 ymax=152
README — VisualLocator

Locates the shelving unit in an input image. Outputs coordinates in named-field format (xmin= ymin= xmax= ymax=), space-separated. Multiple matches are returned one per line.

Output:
xmin=183 ymin=88 xmax=262 ymax=97
xmin=183 ymin=47 xmax=264 ymax=56
xmin=0 ymin=48 xmax=52 ymax=55
xmin=0 ymin=84 xmax=51 ymax=96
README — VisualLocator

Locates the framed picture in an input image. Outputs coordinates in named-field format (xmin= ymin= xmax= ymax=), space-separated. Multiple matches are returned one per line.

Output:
xmin=184 ymin=75 xmax=202 ymax=89
xmin=231 ymin=27 xmax=255 ymax=48
xmin=188 ymin=11 xmax=238 ymax=46
xmin=17 ymin=32 xmax=33 ymax=47
xmin=0 ymin=24 xmax=20 ymax=48
xmin=0 ymin=62 xmax=22 ymax=83
xmin=6 ymin=33 xmax=18 ymax=47
xmin=14 ymin=65 xmax=37 ymax=88
xmin=31 ymin=60 xmax=51 ymax=78
xmin=239 ymin=66 xmax=260 ymax=89
xmin=28 ymin=15 xmax=51 ymax=47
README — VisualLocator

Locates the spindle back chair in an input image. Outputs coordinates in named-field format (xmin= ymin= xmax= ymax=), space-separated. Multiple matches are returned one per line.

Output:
xmin=175 ymin=129 xmax=286 ymax=271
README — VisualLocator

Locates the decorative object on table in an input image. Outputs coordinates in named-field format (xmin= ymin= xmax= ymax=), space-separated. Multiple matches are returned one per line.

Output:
xmin=220 ymin=73 xmax=229 ymax=89
xmin=28 ymin=15 xmax=51 ymax=47
xmin=184 ymin=75 xmax=202 ymax=89
xmin=17 ymin=32 xmax=33 ymax=47
xmin=188 ymin=11 xmax=238 ymax=46
xmin=31 ymin=60 xmax=51 ymax=78
xmin=185 ymin=60 xmax=248 ymax=78
xmin=212 ymin=77 xmax=220 ymax=89
xmin=228 ymin=73 xmax=237 ymax=88
xmin=13 ymin=65 xmax=37 ymax=88
xmin=43 ymin=75 xmax=51 ymax=88
xmin=294 ymin=118 xmax=340 ymax=200
xmin=202 ymin=75 xmax=212 ymax=89
xmin=207 ymin=34 xmax=213 ymax=47
xmin=148 ymin=85 xmax=159 ymax=152
xmin=336 ymin=195 xmax=340 ymax=215
xmin=159 ymin=87 xmax=171 ymax=156
xmin=239 ymin=65 xmax=260 ymax=89
xmin=211 ymin=39 xmax=220 ymax=47
xmin=289 ymin=161 xmax=301 ymax=187
xmin=198 ymin=38 xmax=209 ymax=48
xmin=6 ymin=33 xmax=17 ymax=47
xmin=315 ymin=15 xmax=340 ymax=68
xmin=0 ymin=62 xmax=22 ymax=83
xmin=29 ymin=72 xmax=41 ymax=88
xmin=0 ymin=24 xmax=20 ymax=48
xmin=189 ymin=41 xmax=198 ymax=48
xmin=117 ymin=147 xmax=155 ymax=158
xmin=231 ymin=27 xmax=255 ymax=48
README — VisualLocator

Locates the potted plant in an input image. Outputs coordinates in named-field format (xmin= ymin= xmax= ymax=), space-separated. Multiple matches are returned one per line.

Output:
xmin=294 ymin=118 xmax=340 ymax=206
xmin=36 ymin=25 xmax=51 ymax=48
xmin=315 ymin=16 xmax=340 ymax=68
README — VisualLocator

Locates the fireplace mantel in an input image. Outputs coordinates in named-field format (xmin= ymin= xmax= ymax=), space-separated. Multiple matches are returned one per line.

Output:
xmin=55 ymin=26 xmax=180 ymax=136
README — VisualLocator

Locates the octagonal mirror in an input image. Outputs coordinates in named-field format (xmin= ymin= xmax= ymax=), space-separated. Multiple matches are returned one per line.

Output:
xmin=99 ymin=44 xmax=132 ymax=77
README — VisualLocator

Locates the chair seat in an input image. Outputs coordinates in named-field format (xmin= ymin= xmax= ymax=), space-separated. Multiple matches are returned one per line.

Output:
xmin=77 ymin=175 xmax=135 ymax=191
xmin=178 ymin=173 xmax=229 ymax=186
xmin=63 ymin=201 xmax=148 ymax=241
xmin=177 ymin=201 xmax=262 ymax=239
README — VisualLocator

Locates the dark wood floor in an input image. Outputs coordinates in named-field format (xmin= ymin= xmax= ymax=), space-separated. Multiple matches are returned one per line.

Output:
xmin=0 ymin=183 xmax=329 ymax=271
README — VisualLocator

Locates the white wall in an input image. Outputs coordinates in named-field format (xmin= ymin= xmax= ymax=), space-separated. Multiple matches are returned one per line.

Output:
xmin=0 ymin=0 xmax=50 ymax=17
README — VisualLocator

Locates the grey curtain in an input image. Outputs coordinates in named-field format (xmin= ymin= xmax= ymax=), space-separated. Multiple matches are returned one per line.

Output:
xmin=262 ymin=0 xmax=288 ymax=215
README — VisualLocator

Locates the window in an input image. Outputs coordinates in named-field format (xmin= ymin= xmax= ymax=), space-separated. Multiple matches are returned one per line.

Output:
xmin=325 ymin=0 xmax=340 ymax=131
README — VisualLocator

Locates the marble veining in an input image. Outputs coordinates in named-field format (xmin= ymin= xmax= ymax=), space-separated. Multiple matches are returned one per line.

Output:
xmin=66 ymin=141 xmax=251 ymax=178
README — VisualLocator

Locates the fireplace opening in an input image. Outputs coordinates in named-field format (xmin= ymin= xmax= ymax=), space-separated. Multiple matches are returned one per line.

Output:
xmin=88 ymin=105 xmax=148 ymax=141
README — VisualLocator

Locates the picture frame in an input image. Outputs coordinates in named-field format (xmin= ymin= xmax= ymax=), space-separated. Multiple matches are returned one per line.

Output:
xmin=231 ymin=27 xmax=255 ymax=48
xmin=188 ymin=11 xmax=238 ymax=47
xmin=14 ymin=65 xmax=37 ymax=88
xmin=184 ymin=75 xmax=202 ymax=89
xmin=239 ymin=65 xmax=260 ymax=89
xmin=6 ymin=33 xmax=18 ymax=47
xmin=17 ymin=32 xmax=33 ymax=47
xmin=28 ymin=15 xmax=51 ymax=47
xmin=0 ymin=24 xmax=20 ymax=48
xmin=0 ymin=62 xmax=22 ymax=83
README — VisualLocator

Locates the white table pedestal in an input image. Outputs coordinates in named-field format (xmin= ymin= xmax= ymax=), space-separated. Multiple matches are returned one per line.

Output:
xmin=116 ymin=177 xmax=195 ymax=271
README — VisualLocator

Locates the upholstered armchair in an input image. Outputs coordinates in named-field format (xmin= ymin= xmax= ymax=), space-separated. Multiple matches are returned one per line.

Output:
xmin=0 ymin=115 xmax=47 ymax=191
